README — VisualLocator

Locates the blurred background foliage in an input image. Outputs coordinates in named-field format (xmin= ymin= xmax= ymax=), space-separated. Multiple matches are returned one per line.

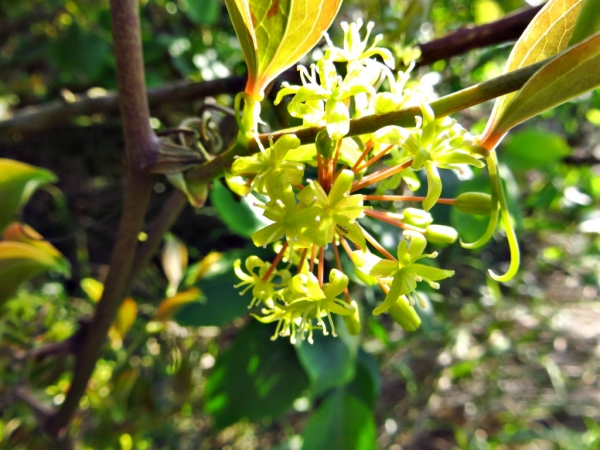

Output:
xmin=1 ymin=0 xmax=600 ymax=449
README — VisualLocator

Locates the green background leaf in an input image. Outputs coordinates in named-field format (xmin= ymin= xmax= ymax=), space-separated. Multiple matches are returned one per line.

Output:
xmin=296 ymin=331 xmax=356 ymax=397
xmin=205 ymin=320 xmax=309 ymax=428
xmin=209 ymin=181 xmax=268 ymax=238
xmin=500 ymin=129 xmax=572 ymax=171
xmin=301 ymin=390 xmax=377 ymax=450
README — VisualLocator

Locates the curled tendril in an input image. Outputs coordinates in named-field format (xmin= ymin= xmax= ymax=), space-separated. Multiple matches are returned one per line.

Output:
xmin=460 ymin=150 xmax=500 ymax=249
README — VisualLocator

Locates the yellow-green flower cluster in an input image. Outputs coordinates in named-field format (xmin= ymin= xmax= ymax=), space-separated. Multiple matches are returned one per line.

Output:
xmin=228 ymin=20 xmax=514 ymax=343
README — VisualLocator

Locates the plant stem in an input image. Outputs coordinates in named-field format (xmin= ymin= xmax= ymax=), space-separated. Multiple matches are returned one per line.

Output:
xmin=128 ymin=190 xmax=188 ymax=286
xmin=187 ymin=59 xmax=548 ymax=185
xmin=45 ymin=0 xmax=156 ymax=437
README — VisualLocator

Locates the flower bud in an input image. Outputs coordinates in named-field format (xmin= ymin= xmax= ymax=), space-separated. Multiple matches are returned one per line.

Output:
xmin=315 ymin=128 xmax=336 ymax=158
xmin=424 ymin=224 xmax=458 ymax=244
xmin=343 ymin=300 xmax=362 ymax=335
xmin=167 ymin=173 xmax=208 ymax=208
xmin=388 ymin=297 xmax=421 ymax=331
xmin=454 ymin=192 xmax=492 ymax=216
xmin=402 ymin=208 xmax=433 ymax=228
xmin=374 ymin=92 xmax=401 ymax=115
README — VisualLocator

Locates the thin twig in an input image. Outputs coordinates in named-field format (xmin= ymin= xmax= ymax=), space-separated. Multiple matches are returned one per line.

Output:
xmin=44 ymin=0 xmax=156 ymax=438
xmin=0 ymin=6 xmax=542 ymax=133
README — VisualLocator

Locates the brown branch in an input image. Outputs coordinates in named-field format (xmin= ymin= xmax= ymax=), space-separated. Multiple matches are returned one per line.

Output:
xmin=43 ymin=0 xmax=157 ymax=438
xmin=417 ymin=4 xmax=544 ymax=66
xmin=128 ymin=190 xmax=188 ymax=285
xmin=0 ymin=76 xmax=246 ymax=133
xmin=185 ymin=58 xmax=548 ymax=184
xmin=0 ymin=6 xmax=542 ymax=134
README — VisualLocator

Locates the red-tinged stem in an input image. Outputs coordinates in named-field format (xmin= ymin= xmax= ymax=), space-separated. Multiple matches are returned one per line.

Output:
xmin=309 ymin=245 xmax=317 ymax=272
xmin=378 ymin=280 xmax=390 ymax=294
xmin=351 ymin=140 xmax=374 ymax=173
xmin=317 ymin=153 xmax=323 ymax=186
xmin=338 ymin=233 xmax=355 ymax=259
xmin=364 ymin=210 xmax=425 ymax=233
xmin=295 ymin=184 xmax=305 ymax=190
xmin=351 ymin=160 xmax=413 ymax=192
xmin=297 ymin=248 xmax=308 ymax=274
xmin=318 ymin=246 xmax=325 ymax=286
xmin=323 ymin=157 xmax=332 ymax=191
xmin=363 ymin=195 xmax=456 ymax=205
xmin=364 ymin=209 xmax=407 ymax=230
xmin=262 ymin=241 xmax=288 ymax=281
xmin=359 ymin=225 xmax=397 ymax=261
xmin=356 ymin=144 xmax=394 ymax=172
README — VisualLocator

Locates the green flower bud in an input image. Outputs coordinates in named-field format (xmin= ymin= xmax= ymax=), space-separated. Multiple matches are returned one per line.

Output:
xmin=388 ymin=297 xmax=421 ymax=331
xmin=403 ymin=208 xmax=433 ymax=228
xmin=315 ymin=128 xmax=336 ymax=158
xmin=424 ymin=224 xmax=458 ymax=244
xmin=454 ymin=192 xmax=492 ymax=216
xmin=343 ymin=300 xmax=362 ymax=335
xmin=166 ymin=173 xmax=207 ymax=208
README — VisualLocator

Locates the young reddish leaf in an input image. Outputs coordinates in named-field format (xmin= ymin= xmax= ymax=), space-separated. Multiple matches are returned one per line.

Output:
xmin=154 ymin=287 xmax=202 ymax=321
xmin=0 ymin=159 xmax=57 ymax=233
xmin=0 ymin=242 xmax=68 ymax=308
xmin=2 ymin=223 xmax=69 ymax=274
xmin=482 ymin=0 xmax=584 ymax=148
xmin=225 ymin=0 xmax=342 ymax=98
xmin=486 ymin=32 xmax=600 ymax=144
xmin=224 ymin=0 xmax=259 ymax=92
xmin=569 ymin=0 xmax=600 ymax=45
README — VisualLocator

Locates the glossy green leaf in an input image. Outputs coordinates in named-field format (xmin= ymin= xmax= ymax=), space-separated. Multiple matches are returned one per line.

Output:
xmin=175 ymin=248 xmax=267 ymax=326
xmin=301 ymin=390 xmax=377 ymax=450
xmin=569 ymin=0 xmax=600 ymax=45
xmin=490 ymin=32 xmax=600 ymax=140
xmin=501 ymin=129 xmax=571 ymax=171
xmin=175 ymin=273 xmax=249 ymax=327
xmin=296 ymin=331 xmax=356 ymax=397
xmin=209 ymin=181 xmax=269 ymax=238
xmin=185 ymin=0 xmax=221 ymax=25
xmin=345 ymin=349 xmax=381 ymax=409
xmin=205 ymin=320 xmax=309 ymax=428
xmin=225 ymin=0 xmax=342 ymax=97
xmin=483 ymin=0 xmax=584 ymax=148
xmin=0 ymin=241 xmax=68 ymax=308
xmin=0 ymin=159 xmax=57 ymax=233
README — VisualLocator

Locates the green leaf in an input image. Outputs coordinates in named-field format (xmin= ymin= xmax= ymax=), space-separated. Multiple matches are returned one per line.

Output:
xmin=0 ymin=242 xmax=68 ymax=308
xmin=483 ymin=0 xmax=584 ymax=147
xmin=0 ymin=159 xmax=57 ymax=233
xmin=501 ymin=129 xmax=572 ymax=171
xmin=209 ymin=181 xmax=268 ymax=238
xmin=296 ymin=331 xmax=356 ymax=397
xmin=174 ymin=250 xmax=251 ymax=327
xmin=225 ymin=0 xmax=342 ymax=97
xmin=185 ymin=0 xmax=221 ymax=25
xmin=489 ymin=32 xmax=600 ymax=140
xmin=175 ymin=247 xmax=273 ymax=326
xmin=205 ymin=320 xmax=309 ymax=428
xmin=569 ymin=0 xmax=600 ymax=45
xmin=345 ymin=349 xmax=381 ymax=409
xmin=301 ymin=390 xmax=377 ymax=450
